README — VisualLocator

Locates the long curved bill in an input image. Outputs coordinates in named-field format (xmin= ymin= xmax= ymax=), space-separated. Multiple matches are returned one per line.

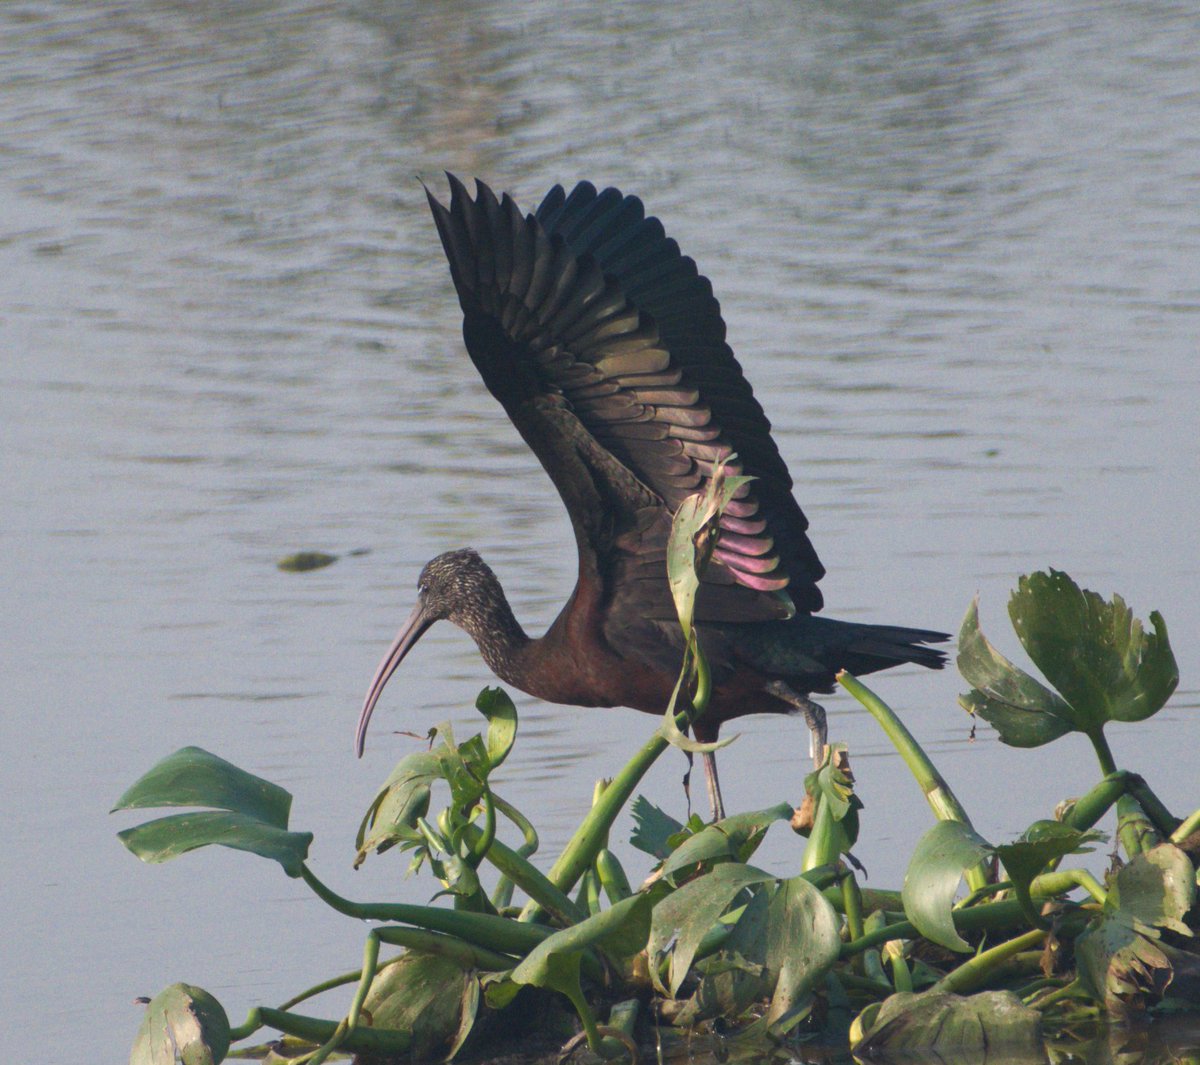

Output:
xmin=355 ymin=601 xmax=435 ymax=757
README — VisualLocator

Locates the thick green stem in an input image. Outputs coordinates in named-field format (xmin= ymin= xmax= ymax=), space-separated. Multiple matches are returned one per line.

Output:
xmin=1062 ymin=773 xmax=1127 ymax=832
xmin=1028 ymin=978 xmax=1083 ymax=1011
xmin=299 ymin=864 xmax=552 ymax=955
xmin=275 ymin=928 xmax=516 ymax=1015
xmin=490 ymin=793 xmax=538 ymax=910
xmin=230 ymin=1006 xmax=411 ymax=1054
xmin=842 ymin=872 xmax=865 ymax=945
xmin=932 ymin=928 xmax=1047 ymax=995
xmin=565 ymin=982 xmax=603 ymax=1052
xmin=838 ymin=672 xmax=989 ymax=892
xmin=886 ymin=945 xmax=913 ymax=993
xmin=1117 ymin=794 xmax=1156 ymax=858
xmin=1063 ymin=770 xmax=1176 ymax=856
xmin=348 ymin=934 xmax=380 ymax=1028
xmin=468 ymin=787 xmax=497 ymax=865
xmin=1125 ymin=775 xmax=1180 ymax=837
xmin=1170 ymin=807 xmax=1200 ymax=844
xmin=1031 ymin=868 xmax=1106 ymax=906
xmin=459 ymin=822 xmax=585 ymax=925
xmin=1086 ymin=729 xmax=1118 ymax=777
xmin=372 ymin=926 xmax=516 ymax=971
xmin=519 ymin=728 xmax=674 ymax=920
xmin=842 ymin=897 xmax=1088 ymax=958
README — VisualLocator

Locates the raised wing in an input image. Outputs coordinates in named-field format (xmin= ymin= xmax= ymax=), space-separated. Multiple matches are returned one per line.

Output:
xmin=426 ymin=175 xmax=825 ymax=619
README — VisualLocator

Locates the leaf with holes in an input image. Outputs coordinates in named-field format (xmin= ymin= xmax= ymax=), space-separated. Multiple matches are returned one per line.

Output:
xmin=851 ymin=991 xmax=1043 ymax=1056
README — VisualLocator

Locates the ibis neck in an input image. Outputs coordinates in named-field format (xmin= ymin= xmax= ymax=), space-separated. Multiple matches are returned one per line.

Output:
xmin=455 ymin=585 xmax=535 ymax=689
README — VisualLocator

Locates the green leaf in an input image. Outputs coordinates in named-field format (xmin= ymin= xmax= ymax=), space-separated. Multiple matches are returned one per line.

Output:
xmin=495 ymin=892 xmax=653 ymax=1002
xmin=1076 ymin=844 xmax=1196 ymax=1012
xmin=361 ymin=952 xmax=480 ymax=1061
xmin=995 ymin=820 xmax=1103 ymax=894
xmin=666 ymin=466 xmax=754 ymax=640
xmin=1010 ymin=570 xmax=1178 ymax=729
xmin=112 ymin=747 xmax=292 ymax=829
xmin=763 ymin=875 xmax=842 ymax=1037
xmin=957 ymin=599 xmax=1074 ymax=747
xmin=629 ymin=796 xmax=684 ymax=860
xmin=118 ymin=811 xmax=313 ymax=878
xmin=672 ymin=885 xmax=773 ymax=1026
xmin=851 ymin=990 xmax=1043 ymax=1056
xmin=902 ymin=820 xmax=992 ymax=952
xmin=808 ymin=746 xmax=855 ymax=822
xmin=356 ymin=750 xmax=440 ymax=863
xmin=661 ymin=803 xmax=793 ymax=882
xmin=1107 ymin=843 xmax=1195 ymax=936
xmin=648 ymin=863 xmax=776 ymax=995
xmin=442 ymin=734 xmax=490 ymax=809
xmin=476 ymin=687 xmax=517 ymax=770
xmin=801 ymin=748 xmax=861 ymax=869
xmin=131 ymin=983 xmax=230 ymax=1065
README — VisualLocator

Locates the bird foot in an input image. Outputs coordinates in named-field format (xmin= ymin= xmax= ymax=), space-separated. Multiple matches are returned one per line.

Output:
xmin=766 ymin=681 xmax=828 ymax=768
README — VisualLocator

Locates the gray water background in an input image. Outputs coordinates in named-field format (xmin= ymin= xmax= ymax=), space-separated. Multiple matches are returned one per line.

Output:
xmin=2 ymin=2 xmax=1198 ymax=1059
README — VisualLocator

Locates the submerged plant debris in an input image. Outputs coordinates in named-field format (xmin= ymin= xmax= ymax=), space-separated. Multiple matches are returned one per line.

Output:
xmin=116 ymin=511 xmax=1198 ymax=1065
xmin=277 ymin=551 xmax=339 ymax=572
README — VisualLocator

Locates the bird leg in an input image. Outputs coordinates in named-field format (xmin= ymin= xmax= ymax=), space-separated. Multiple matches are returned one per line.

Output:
xmin=681 ymin=731 xmax=728 ymax=821
xmin=702 ymin=751 xmax=726 ymax=822
xmin=765 ymin=681 xmax=828 ymax=768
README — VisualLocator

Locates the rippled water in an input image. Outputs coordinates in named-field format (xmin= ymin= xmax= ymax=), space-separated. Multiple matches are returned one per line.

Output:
xmin=3 ymin=2 xmax=1199 ymax=1059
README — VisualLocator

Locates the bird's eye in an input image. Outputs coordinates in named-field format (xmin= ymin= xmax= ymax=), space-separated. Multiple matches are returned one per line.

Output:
xmin=418 ymin=582 xmax=429 ymax=598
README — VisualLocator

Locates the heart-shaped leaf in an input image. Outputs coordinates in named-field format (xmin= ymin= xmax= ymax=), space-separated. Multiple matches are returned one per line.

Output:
xmin=1076 ymin=844 xmax=1195 ymax=1012
xmin=487 ymin=892 xmax=653 ymax=1008
xmin=361 ymin=952 xmax=480 ymax=1061
xmin=763 ymin=874 xmax=842 ymax=1037
xmin=131 ymin=983 xmax=230 ymax=1065
xmin=1106 ymin=843 xmax=1195 ymax=935
xmin=902 ymin=821 xmax=992 ymax=952
xmin=648 ymin=863 xmax=776 ymax=995
xmin=476 ymin=687 xmax=517 ymax=769
xmin=995 ymin=820 xmax=1104 ymax=894
xmin=851 ymin=990 xmax=1043 ymax=1055
xmin=1011 ymin=571 xmax=1178 ymax=731
xmin=957 ymin=599 xmax=1074 ymax=747
xmin=672 ymin=885 xmax=773 ymax=1026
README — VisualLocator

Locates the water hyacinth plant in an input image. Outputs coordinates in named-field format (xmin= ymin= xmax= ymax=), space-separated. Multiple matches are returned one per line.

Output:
xmin=115 ymin=476 xmax=1198 ymax=1063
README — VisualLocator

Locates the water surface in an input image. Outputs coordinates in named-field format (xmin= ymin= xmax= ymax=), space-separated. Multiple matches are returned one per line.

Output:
xmin=3 ymin=2 xmax=1198 ymax=1059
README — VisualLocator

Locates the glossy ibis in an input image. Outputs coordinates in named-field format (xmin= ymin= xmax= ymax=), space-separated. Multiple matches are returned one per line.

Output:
xmin=356 ymin=176 xmax=948 ymax=818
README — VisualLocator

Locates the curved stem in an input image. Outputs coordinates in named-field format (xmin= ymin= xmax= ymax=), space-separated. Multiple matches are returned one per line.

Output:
xmin=932 ymin=928 xmax=1046 ymax=995
xmin=460 ymin=822 xmax=584 ymax=925
xmin=469 ymin=787 xmax=497 ymax=866
xmin=838 ymin=672 xmax=989 ymax=893
xmin=1170 ymin=807 xmax=1200 ymax=844
xmin=299 ymin=864 xmax=552 ymax=955
xmin=231 ymin=1006 xmax=411 ymax=1054
xmin=1086 ymin=729 xmax=1118 ymax=777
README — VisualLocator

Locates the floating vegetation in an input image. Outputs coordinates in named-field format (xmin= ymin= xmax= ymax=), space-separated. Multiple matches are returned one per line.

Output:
xmin=277 ymin=551 xmax=339 ymax=572
xmin=117 ymin=484 xmax=1197 ymax=1064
